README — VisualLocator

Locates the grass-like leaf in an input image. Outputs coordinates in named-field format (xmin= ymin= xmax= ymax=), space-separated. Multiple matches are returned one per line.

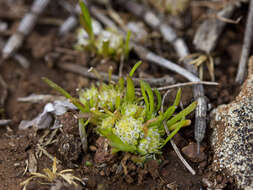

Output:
xmin=129 ymin=61 xmax=142 ymax=77
xmin=173 ymin=88 xmax=181 ymax=107
xmin=140 ymin=81 xmax=154 ymax=120
xmin=42 ymin=77 xmax=88 ymax=113
xmin=97 ymin=127 xmax=136 ymax=153
xmin=101 ymin=40 xmax=110 ymax=57
xmin=124 ymin=30 xmax=131 ymax=59
xmin=126 ymin=76 xmax=135 ymax=102
xmin=117 ymin=77 xmax=125 ymax=91
xmin=167 ymin=101 xmax=197 ymax=127
xmin=154 ymin=89 xmax=161 ymax=112
xmin=161 ymin=119 xmax=191 ymax=148
xmin=79 ymin=0 xmax=94 ymax=43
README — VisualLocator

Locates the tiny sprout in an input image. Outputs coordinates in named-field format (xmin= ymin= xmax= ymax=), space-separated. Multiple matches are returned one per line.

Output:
xmin=44 ymin=61 xmax=197 ymax=159
xmin=85 ymin=160 xmax=93 ymax=167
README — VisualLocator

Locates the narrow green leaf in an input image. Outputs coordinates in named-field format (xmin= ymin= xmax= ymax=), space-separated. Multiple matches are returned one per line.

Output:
xmin=42 ymin=77 xmax=72 ymax=99
xmin=124 ymin=30 xmax=131 ymax=59
xmin=101 ymin=40 xmax=110 ymax=57
xmin=154 ymin=89 xmax=161 ymax=112
xmin=115 ymin=95 xmax=121 ymax=109
xmin=168 ymin=119 xmax=191 ymax=131
xmin=97 ymin=128 xmax=136 ymax=153
xmin=167 ymin=101 xmax=197 ymax=127
xmin=117 ymin=77 xmax=125 ymax=91
xmin=173 ymin=88 xmax=181 ymax=107
xmin=79 ymin=0 xmax=94 ymax=42
xmin=126 ymin=76 xmax=135 ymax=102
xmin=163 ymin=106 xmax=176 ymax=120
xmin=129 ymin=61 xmax=142 ymax=77
xmin=140 ymin=81 xmax=154 ymax=120
xmin=140 ymin=81 xmax=149 ymax=119
xmin=42 ymin=77 xmax=88 ymax=113
xmin=161 ymin=120 xmax=190 ymax=148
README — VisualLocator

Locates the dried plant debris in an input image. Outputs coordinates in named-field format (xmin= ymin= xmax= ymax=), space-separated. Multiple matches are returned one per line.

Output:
xmin=2 ymin=0 xmax=50 ymax=59
xmin=44 ymin=62 xmax=196 ymax=158
xmin=18 ymin=94 xmax=65 ymax=104
xmin=193 ymin=2 xmax=238 ymax=53
xmin=210 ymin=56 xmax=253 ymax=189
xmin=147 ymin=0 xmax=189 ymax=15
xmin=0 ymin=119 xmax=11 ymax=126
xmin=19 ymin=100 xmax=77 ymax=130
xmin=20 ymin=157 xmax=83 ymax=190
xmin=59 ymin=63 xmax=175 ymax=87
xmin=236 ymin=0 xmax=253 ymax=83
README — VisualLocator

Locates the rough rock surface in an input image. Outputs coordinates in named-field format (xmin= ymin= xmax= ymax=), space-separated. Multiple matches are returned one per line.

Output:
xmin=210 ymin=56 xmax=253 ymax=190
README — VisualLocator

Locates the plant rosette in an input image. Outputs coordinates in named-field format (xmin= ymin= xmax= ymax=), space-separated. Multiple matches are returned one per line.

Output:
xmin=44 ymin=61 xmax=197 ymax=159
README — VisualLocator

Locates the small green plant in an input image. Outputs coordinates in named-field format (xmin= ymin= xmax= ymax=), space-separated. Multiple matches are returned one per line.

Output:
xmin=43 ymin=61 xmax=196 ymax=158
xmin=76 ymin=0 xmax=132 ymax=60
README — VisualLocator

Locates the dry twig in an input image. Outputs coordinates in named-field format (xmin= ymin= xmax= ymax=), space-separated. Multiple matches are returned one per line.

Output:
xmin=0 ymin=74 xmax=8 ymax=105
xmin=193 ymin=3 xmax=237 ymax=53
xmin=0 ymin=37 xmax=30 ymax=68
xmin=149 ymin=81 xmax=219 ymax=91
xmin=58 ymin=62 xmax=175 ymax=86
xmin=18 ymin=94 xmax=66 ymax=103
xmin=0 ymin=119 xmax=11 ymax=126
xmin=2 ymin=0 xmax=50 ymax=59
xmin=236 ymin=0 xmax=253 ymax=83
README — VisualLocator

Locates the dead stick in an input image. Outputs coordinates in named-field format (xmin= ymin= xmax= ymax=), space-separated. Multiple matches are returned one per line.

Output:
xmin=0 ymin=37 xmax=30 ymax=68
xmin=0 ymin=119 xmax=11 ymax=126
xmin=193 ymin=3 xmax=236 ymax=53
xmin=236 ymin=0 xmax=253 ymax=83
xmin=0 ymin=74 xmax=8 ymax=105
xmin=58 ymin=2 xmax=80 ymax=36
xmin=58 ymin=62 xmax=175 ymax=86
xmin=2 ymin=0 xmax=50 ymax=59
xmin=139 ymin=81 xmax=219 ymax=91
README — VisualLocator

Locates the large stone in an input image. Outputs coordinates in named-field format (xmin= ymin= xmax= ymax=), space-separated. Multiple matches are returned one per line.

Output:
xmin=210 ymin=56 xmax=253 ymax=190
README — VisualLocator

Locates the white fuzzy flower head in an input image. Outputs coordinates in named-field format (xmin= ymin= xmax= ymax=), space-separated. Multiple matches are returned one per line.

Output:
xmin=99 ymin=115 xmax=116 ymax=130
xmin=114 ymin=116 xmax=143 ymax=146
xmin=76 ymin=20 xmax=102 ymax=48
xmin=98 ymin=84 xmax=121 ymax=109
xmin=138 ymin=127 xmax=161 ymax=155
xmin=97 ymin=29 xmax=124 ymax=55
xmin=79 ymin=86 xmax=99 ymax=107
xmin=121 ymin=103 xmax=139 ymax=116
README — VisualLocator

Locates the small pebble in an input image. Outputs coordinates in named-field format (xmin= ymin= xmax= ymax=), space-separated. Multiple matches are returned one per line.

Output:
xmin=181 ymin=142 xmax=206 ymax=162
xmin=99 ymin=170 xmax=105 ymax=176
xmin=89 ymin=145 xmax=97 ymax=152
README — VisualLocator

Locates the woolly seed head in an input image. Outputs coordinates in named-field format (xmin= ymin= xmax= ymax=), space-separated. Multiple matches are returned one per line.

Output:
xmin=98 ymin=84 xmax=121 ymax=110
xmin=80 ymin=85 xmax=99 ymax=108
xmin=138 ymin=127 xmax=162 ymax=155
xmin=113 ymin=116 xmax=143 ymax=146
